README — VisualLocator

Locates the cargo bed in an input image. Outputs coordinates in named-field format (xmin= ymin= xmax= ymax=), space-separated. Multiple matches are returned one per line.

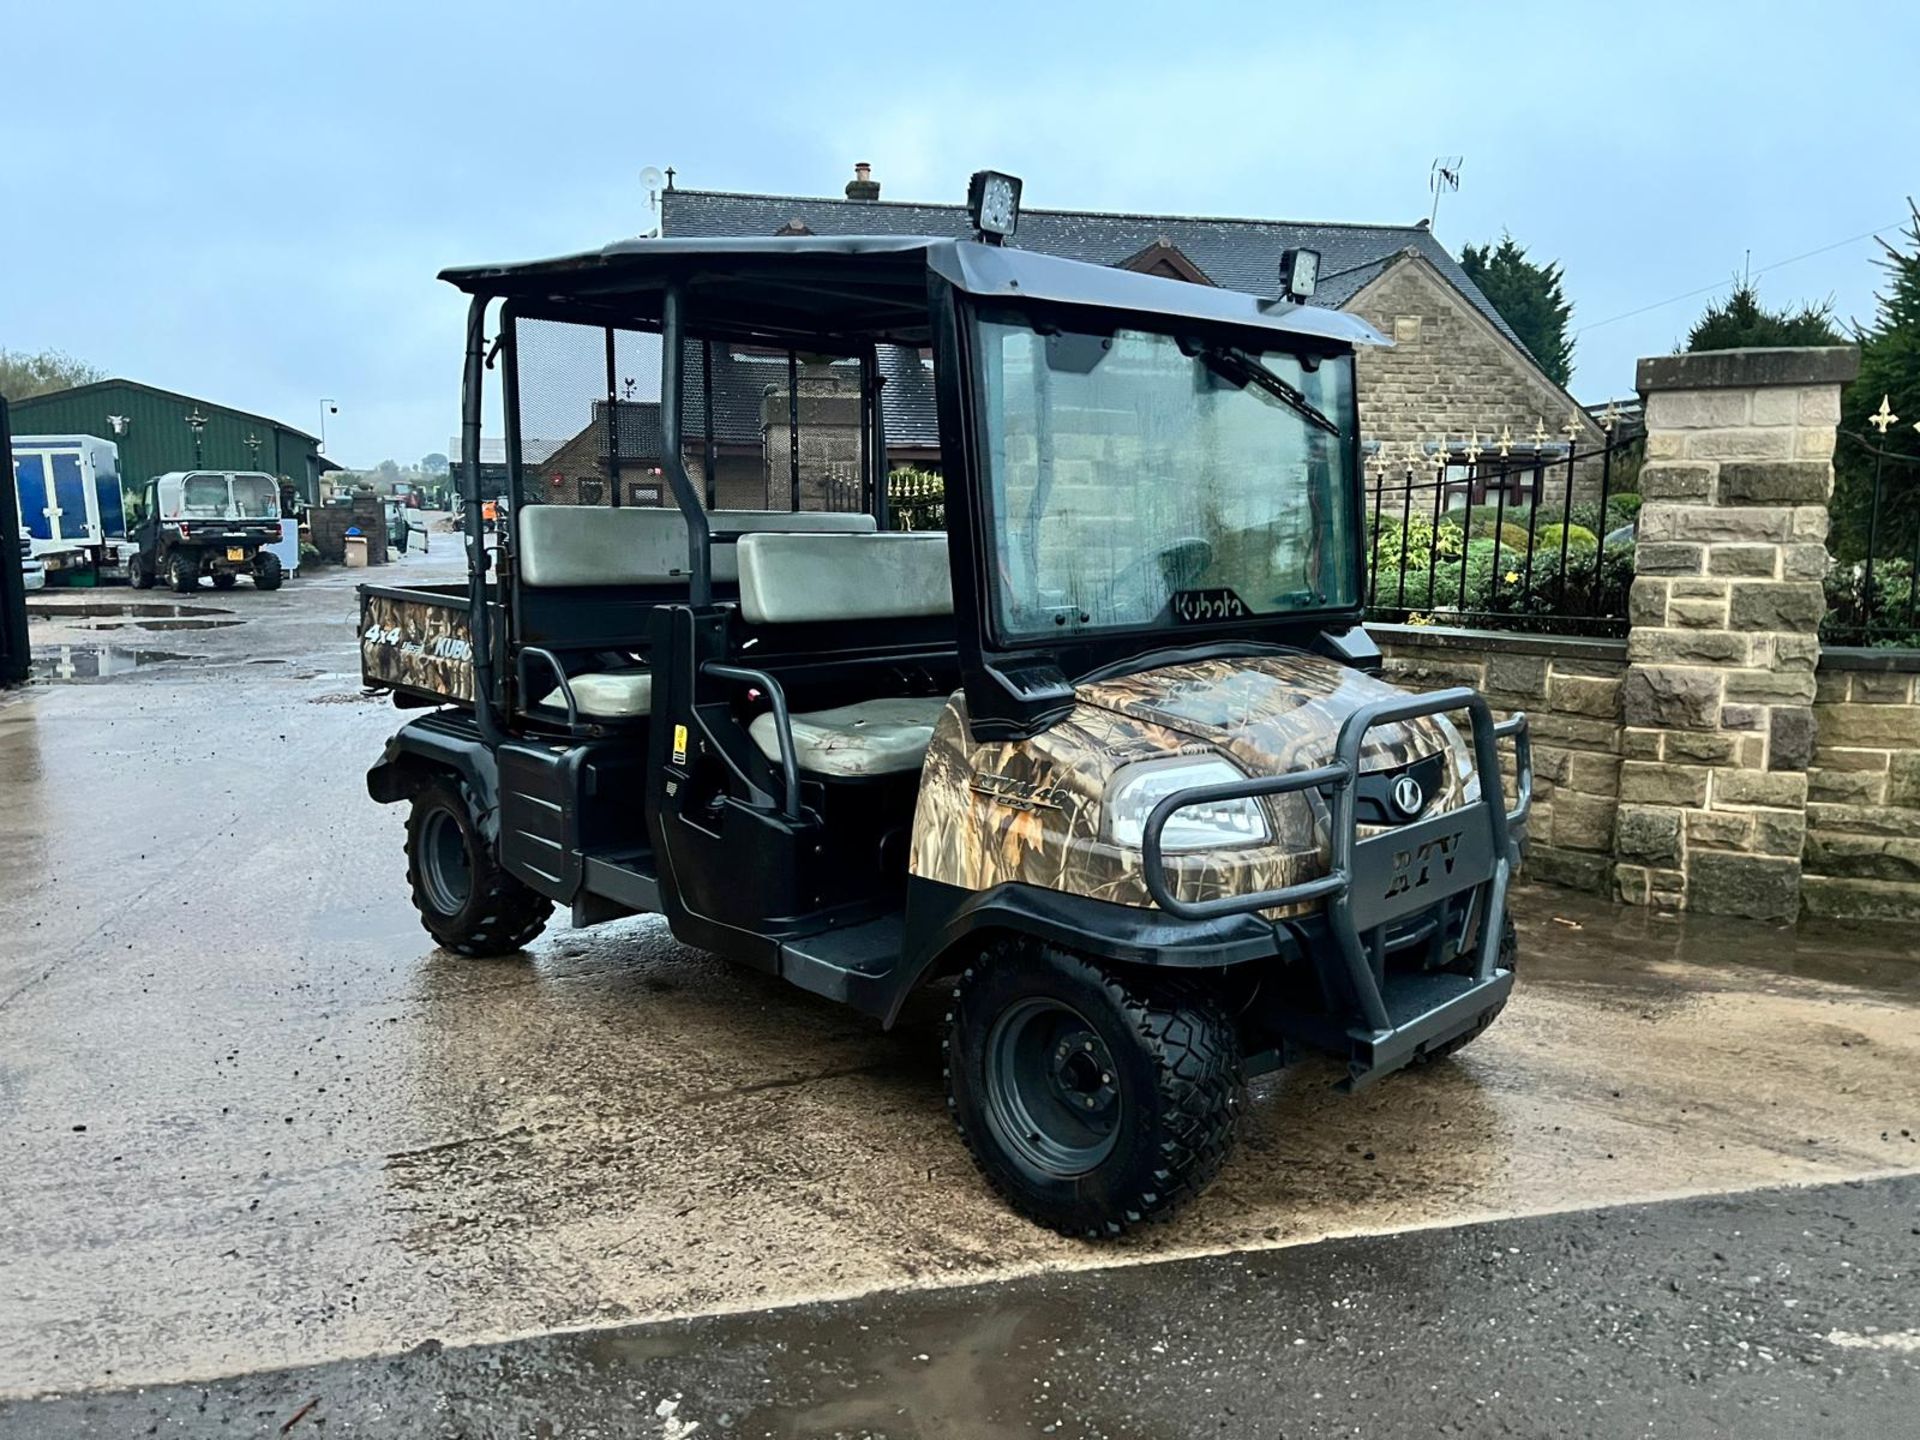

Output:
xmin=360 ymin=582 xmax=477 ymax=704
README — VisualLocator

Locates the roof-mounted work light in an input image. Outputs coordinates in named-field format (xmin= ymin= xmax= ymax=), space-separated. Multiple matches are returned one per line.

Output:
xmin=967 ymin=170 xmax=1023 ymax=245
xmin=1277 ymin=247 xmax=1320 ymax=301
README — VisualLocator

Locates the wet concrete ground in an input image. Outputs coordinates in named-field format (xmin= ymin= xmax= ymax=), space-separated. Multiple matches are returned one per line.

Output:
xmin=2 ymin=542 xmax=1917 ymax=1426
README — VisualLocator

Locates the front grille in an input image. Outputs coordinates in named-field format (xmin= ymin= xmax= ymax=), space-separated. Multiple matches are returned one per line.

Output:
xmin=1354 ymin=751 xmax=1447 ymax=827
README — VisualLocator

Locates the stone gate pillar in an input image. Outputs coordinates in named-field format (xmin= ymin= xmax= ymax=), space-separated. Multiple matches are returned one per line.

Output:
xmin=1616 ymin=346 xmax=1860 ymax=918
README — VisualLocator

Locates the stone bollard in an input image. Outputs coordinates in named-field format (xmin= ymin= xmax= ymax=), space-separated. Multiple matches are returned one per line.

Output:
xmin=1617 ymin=346 xmax=1860 ymax=919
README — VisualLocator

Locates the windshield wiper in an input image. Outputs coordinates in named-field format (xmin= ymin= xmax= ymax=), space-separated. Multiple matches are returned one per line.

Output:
xmin=1202 ymin=346 xmax=1341 ymax=436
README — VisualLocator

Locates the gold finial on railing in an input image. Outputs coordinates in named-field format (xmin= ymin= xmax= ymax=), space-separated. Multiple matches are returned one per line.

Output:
xmin=1463 ymin=430 xmax=1483 ymax=466
xmin=1365 ymin=448 xmax=1387 ymax=480
xmin=1497 ymin=424 xmax=1513 ymax=458
xmin=1599 ymin=400 xmax=1621 ymax=433
xmin=1869 ymin=394 xmax=1899 ymax=435
xmin=1404 ymin=440 xmax=1424 ymax=472
xmin=1562 ymin=412 xmax=1584 ymax=442
xmin=1430 ymin=438 xmax=1450 ymax=475
xmin=1530 ymin=418 xmax=1549 ymax=449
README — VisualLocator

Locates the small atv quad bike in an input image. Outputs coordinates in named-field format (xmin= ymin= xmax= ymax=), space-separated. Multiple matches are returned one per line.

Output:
xmin=362 ymin=172 xmax=1531 ymax=1238
xmin=130 ymin=471 xmax=285 ymax=593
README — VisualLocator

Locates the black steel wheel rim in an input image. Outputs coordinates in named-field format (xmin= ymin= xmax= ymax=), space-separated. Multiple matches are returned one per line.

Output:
xmin=420 ymin=807 xmax=472 ymax=915
xmin=982 ymin=997 xmax=1122 ymax=1180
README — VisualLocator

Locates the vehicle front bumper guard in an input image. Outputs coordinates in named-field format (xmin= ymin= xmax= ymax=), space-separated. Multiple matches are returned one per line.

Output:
xmin=1141 ymin=688 xmax=1532 ymax=1080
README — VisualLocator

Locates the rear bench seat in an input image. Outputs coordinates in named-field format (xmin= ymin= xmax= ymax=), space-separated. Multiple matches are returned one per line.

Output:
xmin=515 ymin=506 xmax=876 ymax=719
xmin=736 ymin=531 xmax=953 ymax=777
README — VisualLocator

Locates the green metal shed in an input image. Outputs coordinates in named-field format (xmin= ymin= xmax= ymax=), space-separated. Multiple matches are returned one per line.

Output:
xmin=6 ymin=380 xmax=330 ymax=502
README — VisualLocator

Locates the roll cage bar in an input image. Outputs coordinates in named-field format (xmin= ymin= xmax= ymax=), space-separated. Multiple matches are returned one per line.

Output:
xmin=444 ymin=235 xmax=1389 ymax=741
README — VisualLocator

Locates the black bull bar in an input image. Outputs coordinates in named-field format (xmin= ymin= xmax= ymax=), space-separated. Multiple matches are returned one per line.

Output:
xmin=1141 ymin=689 xmax=1533 ymax=1077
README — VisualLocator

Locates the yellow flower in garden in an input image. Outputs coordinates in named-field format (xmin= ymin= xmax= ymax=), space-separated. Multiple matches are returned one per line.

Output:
xmin=1504 ymin=570 xmax=1519 ymax=584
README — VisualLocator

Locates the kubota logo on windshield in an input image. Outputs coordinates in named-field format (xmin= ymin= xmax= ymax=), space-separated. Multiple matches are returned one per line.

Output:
xmin=1384 ymin=831 xmax=1461 ymax=899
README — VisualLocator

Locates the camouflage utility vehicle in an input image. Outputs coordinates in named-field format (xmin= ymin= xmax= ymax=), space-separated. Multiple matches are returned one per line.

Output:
xmin=361 ymin=173 xmax=1531 ymax=1236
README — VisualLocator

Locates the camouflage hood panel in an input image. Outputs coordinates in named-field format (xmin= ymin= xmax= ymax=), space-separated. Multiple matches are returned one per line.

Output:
xmin=909 ymin=653 xmax=1477 ymax=918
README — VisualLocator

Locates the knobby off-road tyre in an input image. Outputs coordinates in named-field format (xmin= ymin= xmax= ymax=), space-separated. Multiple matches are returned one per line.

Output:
xmin=405 ymin=779 xmax=552 ymax=957
xmin=254 ymin=553 xmax=284 ymax=591
xmin=168 ymin=550 xmax=200 ymax=594
xmin=944 ymin=940 xmax=1243 ymax=1239
xmin=211 ymin=572 xmax=238 ymax=590
xmin=1411 ymin=915 xmax=1519 ymax=1067
xmin=129 ymin=556 xmax=155 ymax=589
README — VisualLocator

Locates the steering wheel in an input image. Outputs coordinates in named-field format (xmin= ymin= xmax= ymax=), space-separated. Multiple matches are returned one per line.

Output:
xmin=1105 ymin=536 xmax=1216 ymax=620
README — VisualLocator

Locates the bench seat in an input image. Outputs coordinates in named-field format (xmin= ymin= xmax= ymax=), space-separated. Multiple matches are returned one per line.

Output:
xmin=749 ymin=697 xmax=948 ymax=778
xmin=540 ymin=671 xmax=653 ymax=719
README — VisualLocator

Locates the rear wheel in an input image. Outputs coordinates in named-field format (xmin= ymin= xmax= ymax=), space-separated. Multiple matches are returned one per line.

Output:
xmin=254 ymin=552 xmax=283 ymax=590
xmin=168 ymin=549 xmax=200 ymax=593
xmin=1411 ymin=916 xmax=1518 ymax=1066
xmin=944 ymin=939 xmax=1242 ymax=1239
xmin=404 ymin=779 xmax=551 ymax=957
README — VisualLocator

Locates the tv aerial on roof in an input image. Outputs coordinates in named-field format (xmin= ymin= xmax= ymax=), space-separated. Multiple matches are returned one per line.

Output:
xmin=640 ymin=166 xmax=667 ymax=236
xmin=1428 ymin=156 xmax=1463 ymax=232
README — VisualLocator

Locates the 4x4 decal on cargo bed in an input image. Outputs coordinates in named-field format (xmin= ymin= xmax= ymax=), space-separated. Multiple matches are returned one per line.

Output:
xmin=359 ymin=592 xmax=474 ymax=702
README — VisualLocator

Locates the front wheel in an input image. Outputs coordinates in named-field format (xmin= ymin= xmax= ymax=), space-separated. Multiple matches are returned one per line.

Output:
xmin=944 ymin=940 xmax=1242 ymax=1239
xmin=254 ymin=553 xmax=283 ymax=590
xmin=129 ymin=555 xmax=155 ymax=589
xmin=404 ymin=779 xmax=552 ymax=956
xmin=168 ymin=550 xmax=200 ymax=593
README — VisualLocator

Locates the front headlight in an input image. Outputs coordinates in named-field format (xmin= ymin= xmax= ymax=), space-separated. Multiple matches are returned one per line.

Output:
xmin=1104 ymin=757 xmax=1270 ymax=853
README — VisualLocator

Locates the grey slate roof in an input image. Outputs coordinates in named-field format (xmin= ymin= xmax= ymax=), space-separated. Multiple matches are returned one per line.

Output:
xmin=661 ymin=188 xmax=1525 ymax=350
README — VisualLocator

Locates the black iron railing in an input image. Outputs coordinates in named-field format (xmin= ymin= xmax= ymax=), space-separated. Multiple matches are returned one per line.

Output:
xmin=1362 ymin=427 xmax=1644 ymax=638
xmin=1826 ymin=425 xmax=1920 ymax=648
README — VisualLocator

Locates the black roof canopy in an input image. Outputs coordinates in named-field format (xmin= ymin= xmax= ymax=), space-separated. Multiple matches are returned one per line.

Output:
xmin=440 ymin=235 xmax=1387 ymax=352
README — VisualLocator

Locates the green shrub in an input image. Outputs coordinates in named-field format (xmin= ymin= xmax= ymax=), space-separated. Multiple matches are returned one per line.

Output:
xmin=1535 ymin=523 xmax=1598 ymax=552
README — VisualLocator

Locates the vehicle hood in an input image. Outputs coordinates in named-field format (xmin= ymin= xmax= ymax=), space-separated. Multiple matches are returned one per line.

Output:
xmin=1075 ymin=652 xmax=1461 ymax=779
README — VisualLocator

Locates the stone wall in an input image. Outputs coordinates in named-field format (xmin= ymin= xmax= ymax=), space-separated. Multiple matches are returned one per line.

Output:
xmin=1617 ymin=347 xmax=1860 ymax=919
xmin=1373 ymin=625 xmax=1626 ymax=894
xmin=1804 ymin=653 xmax=1920 ymax=921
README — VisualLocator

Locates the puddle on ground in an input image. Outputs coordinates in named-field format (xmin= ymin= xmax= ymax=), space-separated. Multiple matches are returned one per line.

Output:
xmin=76 ymin=617 xmax=243 ymax=632
xmin=27 ymin=600 xmax=233 ymax=620
xmin=30 ymin=645 xmax=190 ymax=681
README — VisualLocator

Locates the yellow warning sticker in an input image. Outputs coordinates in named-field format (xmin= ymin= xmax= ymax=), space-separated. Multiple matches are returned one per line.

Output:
xmin=672 ymin=723 xmax=688 ymax=766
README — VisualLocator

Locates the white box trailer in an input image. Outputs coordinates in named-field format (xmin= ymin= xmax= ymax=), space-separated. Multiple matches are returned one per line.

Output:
xmin=10 ymin=434 xmax=140 ymax=578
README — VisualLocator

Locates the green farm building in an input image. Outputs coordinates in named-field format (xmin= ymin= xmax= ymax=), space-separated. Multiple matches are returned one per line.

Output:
xmin=6 ymin=379 xmax=336 ymax=502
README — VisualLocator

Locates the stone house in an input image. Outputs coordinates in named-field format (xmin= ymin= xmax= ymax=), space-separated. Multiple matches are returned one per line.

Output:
xmin=655 ymin=166 xmax=1608 ymax=511
xmin=526 ymin=344 xmax=939 ymax=511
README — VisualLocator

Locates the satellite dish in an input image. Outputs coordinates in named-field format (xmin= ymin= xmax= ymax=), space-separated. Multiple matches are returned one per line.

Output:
xmin=640 ymin=166 xmax=665 ymax=196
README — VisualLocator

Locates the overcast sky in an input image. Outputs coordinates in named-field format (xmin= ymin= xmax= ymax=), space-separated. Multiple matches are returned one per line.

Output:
xmin=2 ymin=0 xmax=1914 ymax=467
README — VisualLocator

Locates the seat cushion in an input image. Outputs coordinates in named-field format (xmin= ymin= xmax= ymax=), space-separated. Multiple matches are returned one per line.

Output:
xmin=749 ymin=696 xmax=948 ymax=778
xmin=540 ymin=670 xmax=652 ymax=718
xmin=518 ymin=505 xmax=876 ymax=588
xmin=736 ymin=532 xmax=952 ymax=625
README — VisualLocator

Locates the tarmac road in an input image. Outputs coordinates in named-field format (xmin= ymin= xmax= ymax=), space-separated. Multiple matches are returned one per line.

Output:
xmin=7 ymin=1175 xmax=1917 ymax=1438
xmin=2 ymin=543 xmax=1917 ymax=1432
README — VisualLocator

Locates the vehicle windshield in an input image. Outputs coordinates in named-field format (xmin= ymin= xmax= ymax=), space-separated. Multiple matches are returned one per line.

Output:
xmin=181 ymin=475 xmax=231 ymax=517
xmin=231 ymin=475 xmax=279 ymax=519
xmin=975 ymin=316 xmax=1359 ymax=643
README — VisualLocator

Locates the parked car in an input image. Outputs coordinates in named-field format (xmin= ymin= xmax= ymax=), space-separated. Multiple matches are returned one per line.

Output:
xmin=18 ymin=528 xmax=45 ymax=592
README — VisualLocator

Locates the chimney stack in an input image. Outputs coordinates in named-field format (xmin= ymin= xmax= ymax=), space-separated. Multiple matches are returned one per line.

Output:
xmin=845 ymin=161 xmax=880 ymax=202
